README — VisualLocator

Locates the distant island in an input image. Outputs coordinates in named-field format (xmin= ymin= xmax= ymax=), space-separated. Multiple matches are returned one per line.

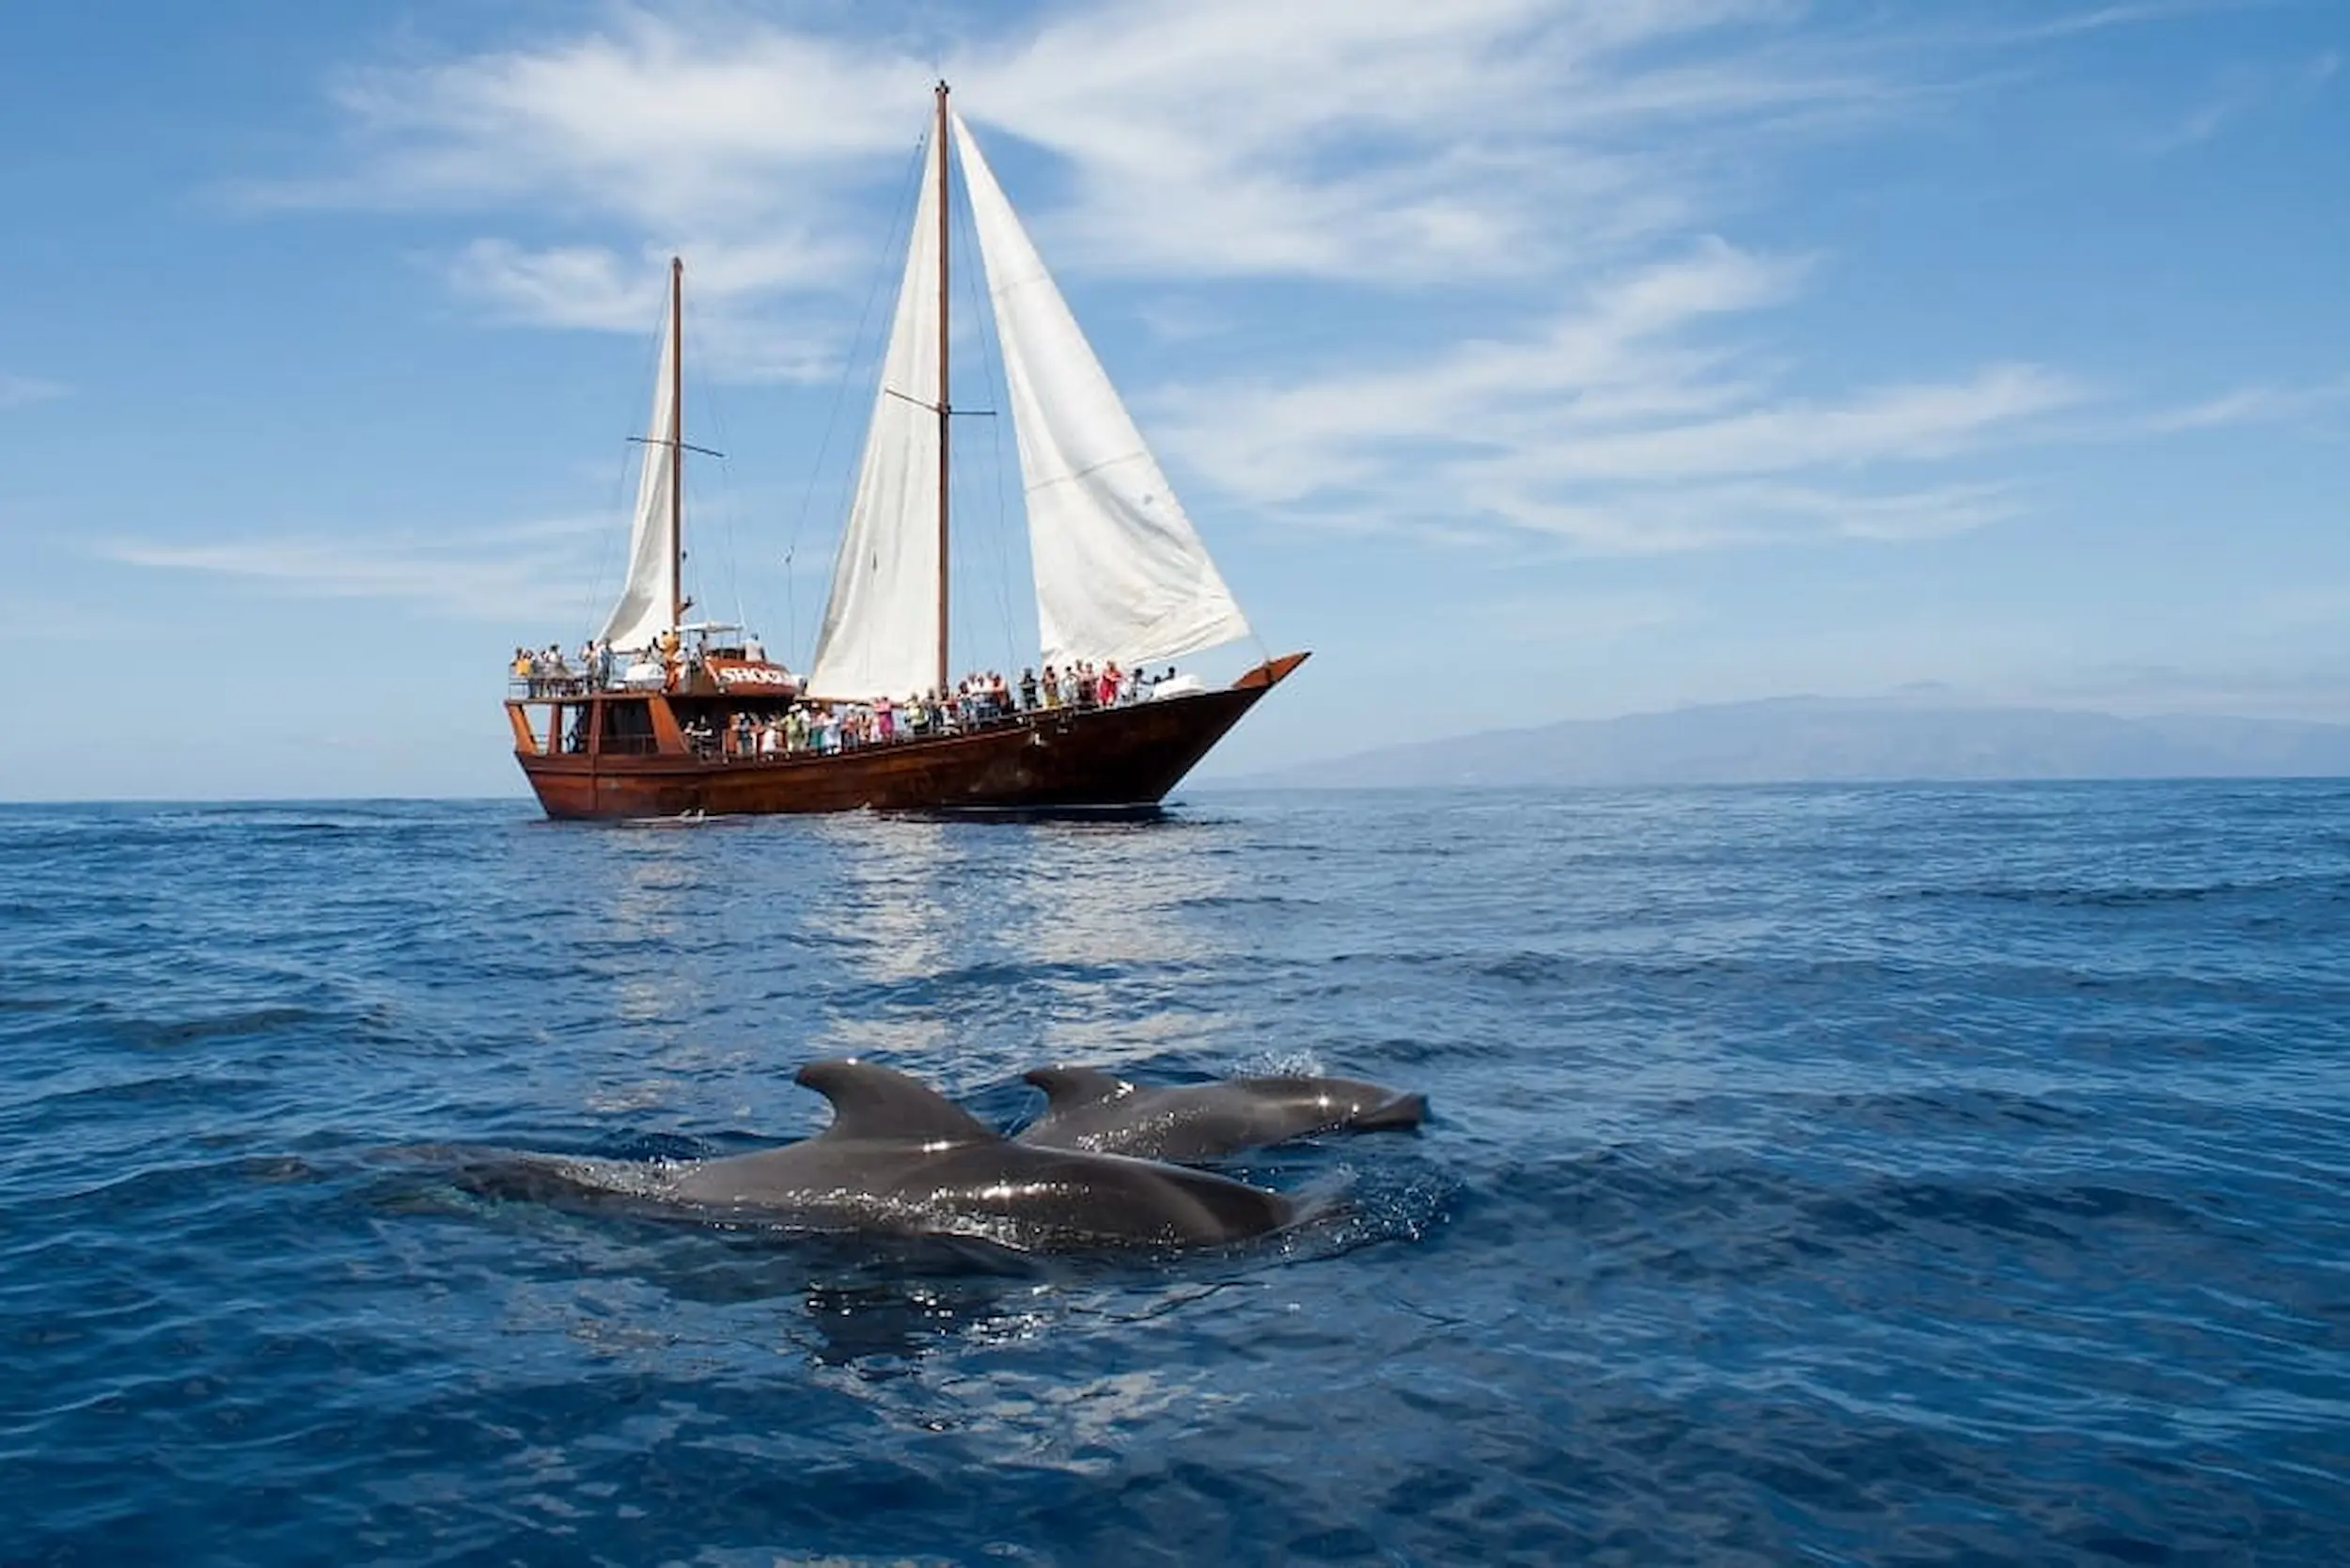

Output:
xmin=1230 ymin=697 xmax=2350 ymax=789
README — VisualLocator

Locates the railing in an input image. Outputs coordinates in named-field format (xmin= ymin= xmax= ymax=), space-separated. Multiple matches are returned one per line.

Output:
xmin=687 ymin=695 xmax=1147 ymax=763
xmin=508 ymin=664 xmax=1180 ymax=760
xmin=508 ymin=674 xmax=598 ymax=699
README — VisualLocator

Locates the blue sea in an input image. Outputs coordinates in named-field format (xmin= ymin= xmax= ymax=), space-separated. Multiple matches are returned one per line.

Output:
xmin=4 ymin=782 xmax=2347 ymax=1565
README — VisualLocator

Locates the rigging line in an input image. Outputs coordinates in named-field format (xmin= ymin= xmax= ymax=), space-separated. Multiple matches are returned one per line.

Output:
xmin=783 ymin=132 xmax=930 ymax=666
xmin=687 ymin=290 xmax=748 ymax=635
xmin=584 ymin=425 xmax=633 ymax=637
xmin=729 ymin=450 xmax=747 ymax=637
xmin=951 ymin=138 xmax=1024 ymax=680
xmin=580 ymin=299 xmax=671 ymax=641
xmin=950 ymin=428 xmax=1008 ymax=679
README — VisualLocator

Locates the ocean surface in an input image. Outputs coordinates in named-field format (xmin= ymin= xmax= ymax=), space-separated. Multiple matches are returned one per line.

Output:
xmin=3 ymin=781 xmax=2346 ymax=1565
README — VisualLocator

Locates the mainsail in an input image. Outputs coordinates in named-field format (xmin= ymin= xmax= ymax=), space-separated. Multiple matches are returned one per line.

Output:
xmin=805 ymin=129 xmax=947 ymax=700
xmin=597 ymin=282 xmax=680 ymax=653
xmin=950 ymin=112 xmax=1254 ymax=673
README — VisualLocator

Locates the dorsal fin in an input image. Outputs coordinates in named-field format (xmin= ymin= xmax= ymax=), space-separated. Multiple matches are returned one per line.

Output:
xmin=1023 ymin=1065 xmax=1133 ymax=1112
xmin=795 ymin=1059 xmax=996 ymax=1144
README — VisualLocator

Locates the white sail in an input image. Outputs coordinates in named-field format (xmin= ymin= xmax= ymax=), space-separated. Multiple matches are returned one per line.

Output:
xmin=598 ymin=290 xmax=679 ymax=652
xmin=806 ymin=129 xmax=947 ymax=700
xmin=950 ymin=113 xmax=1254 ymax=673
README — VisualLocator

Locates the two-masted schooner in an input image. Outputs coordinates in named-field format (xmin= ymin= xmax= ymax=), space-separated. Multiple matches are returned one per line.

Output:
xmin=504 ymin=85 xmax=1305 ymax=819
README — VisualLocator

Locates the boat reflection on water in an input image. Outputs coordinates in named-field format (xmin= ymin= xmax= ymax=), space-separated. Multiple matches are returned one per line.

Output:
xmin=795 ymin=809 xmax=1242 ymax=1081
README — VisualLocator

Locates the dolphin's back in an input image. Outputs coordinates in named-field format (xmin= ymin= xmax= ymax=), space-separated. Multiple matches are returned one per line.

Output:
xmin=1018 ymin=1072 xmax=1428 ymax=1161
xmin=670 ymin=1060 xmax=1297 ymax=1248
xmin=948 ymin=1144 xmax=1295 ymax=1247
xmin=420 ymin=1060 xmax=1312 ymax=1252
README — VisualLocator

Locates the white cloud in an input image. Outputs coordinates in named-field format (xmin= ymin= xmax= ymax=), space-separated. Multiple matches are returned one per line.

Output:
xmin=1478 ymin=588 xmax=1693 ymax=646
xmin=1152 ymin=240 xmax=2073 ymax=553
xmin=447 ymin=241 xmax=650 ymax=332
xmin=1156 ymin=240 xmax=1804 ymax=502
xmin=255 ymin=0 xmax=1888 ymax=323
xmin=2143 ymin=46 xmax=2341 ymax=153
xmin=243 ymin=0 xmax=2299 ymax=558
xmin=2143 ymin=378 xmax=2350 ymax=431
xmin=444 ymin=239 xmax=847 ymax=380
xmin=0 ymin=372 xmax=67 ymax=410
xmin=1515 ymin=363 xmax=2080 ymax=483
xmin=102 ymin=520 xmax=609 ymax=622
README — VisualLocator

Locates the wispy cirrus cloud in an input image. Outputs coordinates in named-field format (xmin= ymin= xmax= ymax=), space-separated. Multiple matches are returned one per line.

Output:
xmin=102 ymin=519 xmax=610 ymax=622
xmin=2142 ymin=377 xmax=2350 ymax=432
xmin=237 ymin=1 xmax=2304 ymax=557
xmin=1478 ymin=588 xmax=1694 ymax=646
xmin=445 ymin=239 xmax=848 ymax=379
xmin=249 ymin=1 xmax=1888 ymax=315
xmin=1152 ymin=239 xmax=2076 ymax=552
xmin=0 ymin=371 xmax=68 ymax=410
xmin=2143 ymin=47 xmax=2340 ymax=151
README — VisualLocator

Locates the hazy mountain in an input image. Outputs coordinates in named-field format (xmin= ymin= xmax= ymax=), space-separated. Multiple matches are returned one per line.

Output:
xmin=1235 ymin=698 xmax=2350 ymax=789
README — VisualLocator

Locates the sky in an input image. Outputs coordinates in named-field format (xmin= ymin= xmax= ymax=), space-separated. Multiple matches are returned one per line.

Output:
xmin=1 ymin=0 xmax=2344 ymax=800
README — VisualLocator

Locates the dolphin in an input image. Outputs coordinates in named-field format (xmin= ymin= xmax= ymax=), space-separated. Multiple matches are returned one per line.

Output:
xmin=1014 ymin=1066 xmax=1428 ymax=1162
xmin=431 ymin=1058 xmax=1298 ymax=1251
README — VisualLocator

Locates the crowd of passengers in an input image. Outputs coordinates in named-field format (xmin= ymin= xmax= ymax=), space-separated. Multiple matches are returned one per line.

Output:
xmin=677 ymin=662 xmax=1177 ymax=760
xmin=511 ymin=635 xmax=705 ymax=698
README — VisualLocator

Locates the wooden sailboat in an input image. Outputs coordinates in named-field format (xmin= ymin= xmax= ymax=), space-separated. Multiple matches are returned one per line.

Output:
xmin=506 ymin=84 xmax=1306 ymax=820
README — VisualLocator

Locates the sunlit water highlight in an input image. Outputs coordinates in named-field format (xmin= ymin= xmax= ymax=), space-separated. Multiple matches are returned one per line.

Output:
xmin=3 ymin=782 xmax=2346 ymax=1563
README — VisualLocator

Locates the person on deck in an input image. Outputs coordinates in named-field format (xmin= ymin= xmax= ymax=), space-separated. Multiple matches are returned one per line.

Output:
xmin=1019 ymin=668 xmax=1039 ymax=711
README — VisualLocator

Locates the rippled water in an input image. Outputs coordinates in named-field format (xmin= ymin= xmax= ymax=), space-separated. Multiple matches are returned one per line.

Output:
xmin=4 ymin=782 xmax=2347 ymax=1564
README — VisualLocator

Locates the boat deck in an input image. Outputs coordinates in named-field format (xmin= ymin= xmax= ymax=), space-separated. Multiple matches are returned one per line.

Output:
xmin=508 ymin=652 xmax=1307 ymax=818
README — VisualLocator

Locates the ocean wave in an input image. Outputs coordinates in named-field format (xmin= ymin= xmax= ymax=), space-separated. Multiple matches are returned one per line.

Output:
xmin=6 ymin=784 xmax=2347 ymax=1563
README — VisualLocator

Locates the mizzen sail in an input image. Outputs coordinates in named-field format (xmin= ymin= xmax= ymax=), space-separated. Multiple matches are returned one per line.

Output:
xmin=806 ymin=128 xmax=947 ymax=700
xmin=597 ymin=287 xmax=680 ymax=652
xmin=950 ymin=113 xmax=1253 ymax=673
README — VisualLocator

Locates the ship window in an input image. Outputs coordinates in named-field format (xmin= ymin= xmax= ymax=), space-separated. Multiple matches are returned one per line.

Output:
xmin=601 ymin=700 xmax=656 ymax=755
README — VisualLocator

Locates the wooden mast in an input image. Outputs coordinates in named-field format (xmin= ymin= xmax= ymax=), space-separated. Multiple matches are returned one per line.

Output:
xmin=668 ymin=255 xmax=684 ymax=633
xmin=933 ymin=80 xmax=951 ymax=697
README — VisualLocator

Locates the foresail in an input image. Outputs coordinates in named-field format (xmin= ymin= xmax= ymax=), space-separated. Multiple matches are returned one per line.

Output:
xmin=806 ymin=129 xmax=946 ymax=700
xmin=949 ymin=113 xmax=1254 ymax=673
xmin=598 ymin=306 xmax=678 ymax=652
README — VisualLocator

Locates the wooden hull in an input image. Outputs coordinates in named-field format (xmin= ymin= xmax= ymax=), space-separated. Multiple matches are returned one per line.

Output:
xmin=514 ymin=652 xmax=1306 ymax=821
